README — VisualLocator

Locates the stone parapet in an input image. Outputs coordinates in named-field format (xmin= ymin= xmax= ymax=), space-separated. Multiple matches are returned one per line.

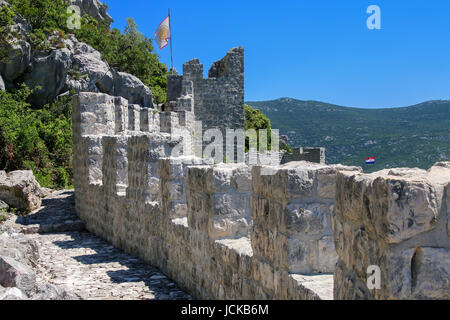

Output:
xmin=332 ymin=164 xmax=450 ymax=299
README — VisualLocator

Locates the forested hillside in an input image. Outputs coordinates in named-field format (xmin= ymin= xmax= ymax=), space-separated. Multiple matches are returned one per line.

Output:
xmin=247 ymin=98 xmax=450 ymax=171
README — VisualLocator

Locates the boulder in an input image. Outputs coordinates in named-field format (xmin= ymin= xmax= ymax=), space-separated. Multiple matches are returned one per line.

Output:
xmin=0 ymin=1 xmax=153 ymax=108
xmin=0 ymin=255 xmax=36 ymax=294
xmin=69 ymin=0 xmax=113 ymax=25
xmin=65 ymin=38 xmax=114 ymax=93
xmin=0 ymin=170 xmax=43 ymax=212
xmin=112 ymin=70 xmax=154 ymax=108
xmin=45 ymin=36 xmax=153 ymax=108
xmin=32 ymin=283 xmax=79 ymax=300
xmin=0 ymin=1 xmax=32 ymax=84
xmin=0 ymin=39 xmax=31 ymax=86
xmin=0 ymin=200 xmax=8 ymax=211
xmin=0 ymin=228 xmax=40 ymax=269
xmin=24 ymin=48 xmax=73 ymax=107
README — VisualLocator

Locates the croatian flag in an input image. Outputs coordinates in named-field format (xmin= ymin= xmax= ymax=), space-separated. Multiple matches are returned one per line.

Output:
xmin=365 ymin=157 xmax=375 ymax=164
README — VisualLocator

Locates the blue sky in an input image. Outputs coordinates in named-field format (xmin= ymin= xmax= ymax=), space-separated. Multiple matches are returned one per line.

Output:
xmin=104 ymin=0 xmax=450 ymax=108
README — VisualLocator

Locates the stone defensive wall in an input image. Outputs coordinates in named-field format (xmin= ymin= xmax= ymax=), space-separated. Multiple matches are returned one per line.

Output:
xmin=72 ymin=48 xmax=450 ymax=299
xmin=332 ymin=165 xmax=450 ymax=299
xmin=72 ymin=92 xmax=360 ymax=299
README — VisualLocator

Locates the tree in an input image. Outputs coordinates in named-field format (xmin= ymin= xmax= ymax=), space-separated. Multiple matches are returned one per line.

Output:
xmin=244 ymin=104 xmax=292 ymax=153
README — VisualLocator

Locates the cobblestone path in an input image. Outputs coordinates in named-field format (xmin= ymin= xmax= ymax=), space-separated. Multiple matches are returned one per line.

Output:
xmin=6 ymin=190 xmax=192 ymax=300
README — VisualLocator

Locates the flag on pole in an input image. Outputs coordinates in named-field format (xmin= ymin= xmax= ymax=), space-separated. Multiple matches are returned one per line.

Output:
xmin=365 ymin=157 xmax=375 ymax=164
xmin=154 ymin=15 xmax=171 ymax=50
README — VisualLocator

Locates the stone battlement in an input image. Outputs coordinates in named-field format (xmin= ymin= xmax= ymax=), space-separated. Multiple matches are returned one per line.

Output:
xmin=72 ymin=48 xmax=450 ymax=300
xmin=281 ymin=147 xmax=326 ymax=165
xmin=72 ymin=49 xmax=363 ymax=299
xmin=72 ymin=89 xmax=360 ymax=298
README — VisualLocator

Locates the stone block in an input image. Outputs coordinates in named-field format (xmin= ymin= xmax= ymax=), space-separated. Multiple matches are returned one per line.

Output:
xmin=0 ymin=170 xmax=43 ymax=212
xmin=332 ymin=163 xmax=450 ymax=299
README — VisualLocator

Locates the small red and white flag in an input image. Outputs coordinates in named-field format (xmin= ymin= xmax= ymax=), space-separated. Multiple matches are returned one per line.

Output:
xmin=365 ymin=157 xmax=375 ymax=164
xmin=154 ymin=15 xmax=171 ymax=50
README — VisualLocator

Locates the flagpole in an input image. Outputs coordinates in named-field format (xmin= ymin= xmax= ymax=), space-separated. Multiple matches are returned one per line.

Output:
xmin=168 ymin=8 xmax=173 ymax=71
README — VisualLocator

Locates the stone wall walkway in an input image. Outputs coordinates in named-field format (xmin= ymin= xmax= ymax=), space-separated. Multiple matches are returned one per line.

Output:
xmin=3 ymin=190 xmax=192 ymax=300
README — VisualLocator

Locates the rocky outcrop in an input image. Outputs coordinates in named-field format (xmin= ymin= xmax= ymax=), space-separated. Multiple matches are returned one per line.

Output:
xmin=0 ymin=1 xmax=32 ymax=88
xmin=65 ymin=37 xmax=112 ymax=93
xmin=331 ymin=162 xmax=450 ymax=299
xmin=0 ymin=224 xmax=78 ymax=300
xmin=18 ymin=31 xmax=154 ymax=107
xmin=0 ymin=255 xmax=36 ymax=294
xmin=111 ymin=70 xmax=153 ymax=108
xmin=25 ymin=48 xmax=73 ymax=106
xmin=0 ymin=170 xmax=43 ymax=212
xmin=0 ymin=1 xmax=153 ymax=108
xmin=64 ymin=37 xmax=153 ymax=107
xmin=252 ymin=162 xmax=361 ymax=274
xmin=69 ymin=0 xmax=113 ymax=25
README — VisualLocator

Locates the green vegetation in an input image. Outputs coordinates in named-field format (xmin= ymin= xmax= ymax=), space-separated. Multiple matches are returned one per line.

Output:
xmin=244 ymin=104 xmax=292 ymax=153
xmin=0 ymin=85 xmax=74 ymax=189
xmin=247 ymin=98 xmax=450 ymax=172
xmin=73 ymin=16 xmax=169 ymax=104
xmin=0 ymin=4 xmax=16 ymax=62
xmin=5 ymin=0 xmax=169 ymax=103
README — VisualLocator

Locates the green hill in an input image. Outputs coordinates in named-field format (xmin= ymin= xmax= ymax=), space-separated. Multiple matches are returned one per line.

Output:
xmin=246 ymin=98 xmax=450 ymax=172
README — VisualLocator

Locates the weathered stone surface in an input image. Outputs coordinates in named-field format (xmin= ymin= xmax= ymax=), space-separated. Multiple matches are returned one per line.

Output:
xmin=0 ymin=36 xmax=31 ymax=86
xmin=69 ymin=0 xmax=113 ymax=25
xmin=187 ymin=164 xmax=253 ymax=240
xmin=25 ymin=48 xmax=73 ymax=106
xmin=65 ymin=37 xmax=114 ymax=93
xmin=0 ymin=255 xmax=36 ymax=293
xmin=0 ymin=225 xmax=39 ymax=269
xmin=332 ymin=162 xmax=450 ymax=299
xmin=0 ymin=170 xmax=43 ymax=212
xmin=290 ymin=274 xmax=333 ymax=300
xmin=0 ymin=190 xmax=190 ymax=300
xmin=112 ymin=70 xmax=154 ymax=108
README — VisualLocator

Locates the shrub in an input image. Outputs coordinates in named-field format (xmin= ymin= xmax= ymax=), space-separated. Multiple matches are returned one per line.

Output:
xmin=0 ymin=84 xmax=73 ymax=189
xmin=7 ymin=0 xmax=169 ymax=103
xmin=0 ymin=1 xmax=170 ymax=189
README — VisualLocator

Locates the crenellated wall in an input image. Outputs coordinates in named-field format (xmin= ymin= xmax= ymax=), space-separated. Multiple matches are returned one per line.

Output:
xmin=331 ymin=165 xmax=450 ymax=299
xmin=71 ymin=84 xmax=353 ymax=299
xmin=72 ymin=48 xmax=449 ymax=300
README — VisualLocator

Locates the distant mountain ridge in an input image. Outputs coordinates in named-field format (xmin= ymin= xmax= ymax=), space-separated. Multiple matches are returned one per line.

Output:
xmin=245 ymin=98 xmax=450 ymax=172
